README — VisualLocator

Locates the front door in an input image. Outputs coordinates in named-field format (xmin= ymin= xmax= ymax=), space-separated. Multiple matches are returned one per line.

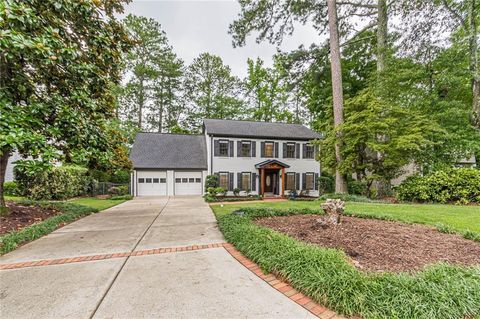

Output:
xmin=264 ymin=170 xmax=278 ymax=194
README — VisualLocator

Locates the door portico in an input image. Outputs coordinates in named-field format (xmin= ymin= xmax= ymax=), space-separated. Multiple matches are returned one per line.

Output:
xmin=255 ymin=160 xmax=290 ymax=198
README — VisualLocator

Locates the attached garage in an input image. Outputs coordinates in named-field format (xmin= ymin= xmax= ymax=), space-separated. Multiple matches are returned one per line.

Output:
xmin=136 ymin=171 xmax=167 ymax=196
xmin=174 ymin=171 xmax=202 ymax=195
xmin=129 ymin=133 xmax=208 ymax=196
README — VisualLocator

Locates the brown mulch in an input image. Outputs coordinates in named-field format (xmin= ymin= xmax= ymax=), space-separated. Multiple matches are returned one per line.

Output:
xmin=255 ymin=215 xmax=480 ymax=272
xmin=0 ymin=201 xmax=62 ymax=235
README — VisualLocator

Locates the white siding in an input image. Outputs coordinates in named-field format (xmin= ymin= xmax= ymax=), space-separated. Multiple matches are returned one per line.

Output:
xmin=209 ymin=136 xmax=320 ymax=196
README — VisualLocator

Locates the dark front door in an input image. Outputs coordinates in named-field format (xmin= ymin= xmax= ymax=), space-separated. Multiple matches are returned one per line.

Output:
xmin=264 ymin=170 xmax=278 ymax=194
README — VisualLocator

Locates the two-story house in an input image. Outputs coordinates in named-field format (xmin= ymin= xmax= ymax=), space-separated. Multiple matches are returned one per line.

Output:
xmin=129 ymin=119 xmax=321 ymax=197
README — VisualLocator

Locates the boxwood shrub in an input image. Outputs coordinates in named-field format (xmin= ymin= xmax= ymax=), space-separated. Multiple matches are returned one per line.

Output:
xmin=15 ymin=165 xmax=94 ymax=200
xmin=396 ymin=168 xmax=480 ymax=204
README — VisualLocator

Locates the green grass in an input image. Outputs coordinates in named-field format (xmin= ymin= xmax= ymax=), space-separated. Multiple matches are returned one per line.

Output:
xmin=211 ymin=200 xmax=480 ymax=234
xmin=68 ymin=197 xmax=129 ymax=210
xmin=216 ymin=207 xmax=480 ymax=319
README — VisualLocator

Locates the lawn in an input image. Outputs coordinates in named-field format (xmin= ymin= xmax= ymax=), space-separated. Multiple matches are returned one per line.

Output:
xmin=211 ymin=200 xmax=480 ymax=233
xmin=215 ymin=205 xmax=480 ymax=318
xmin=68 ymin=197 xmax=129 ymax=210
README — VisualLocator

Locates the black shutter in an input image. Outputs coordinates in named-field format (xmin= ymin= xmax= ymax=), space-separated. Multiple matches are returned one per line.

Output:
xmin=284 ymin=174 xmax=289 ymax=190
xmin=229 ymin=172 xmax=234 ymax=191
xmin=295 ymin=173 xmax=300 ymax=190
xmin=314 ymin=173 xmax=319 ymax=190
xmin=302 ymin=173 xmax=306 ymax=190
xmin=296 ymin=143 xmax=300 ymax=158
xmin=251 ymin=141 xmax=256 ymax=157
xmin=214 ymin=140 xmax=220 ymax=156
xmin=302 ymin=143 xmax=307 ymax=159
xmin=237 ymin=172 xmax=242 ymax=189
xmin=274 ymin=142 xmax=279 ymax=158
xmin=252 ymin=173 xmax=256 ymax=191
xmin=260 ymin=142 xmax=265 ymax=158
xmin=229 ymin=140 xmax=234 ymax=157
xmin=283 ymin=143 xmax=287 ymax=158
xmin=237 ymin=141 xmax=242 ymax=157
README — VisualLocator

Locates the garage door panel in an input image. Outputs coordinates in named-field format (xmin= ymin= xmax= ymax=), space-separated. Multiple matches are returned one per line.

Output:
xmin=137 ymin=171 xmax=167 ymax=196
xmin=175 ymin=171 xmax=202 ymax=195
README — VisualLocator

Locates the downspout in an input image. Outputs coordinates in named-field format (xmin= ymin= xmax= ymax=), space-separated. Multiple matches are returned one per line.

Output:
xmin=210 ymin=135 xmax=213 ymax=174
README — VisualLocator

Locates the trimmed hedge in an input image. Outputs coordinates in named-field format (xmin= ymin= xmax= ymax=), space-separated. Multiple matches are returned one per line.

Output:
xmin=217 ymin=207 xmax=480 ymax=319
xmin=15 ymin=165 xmax=94 ymax=200
xmin=0 ymin=201 xmax=98 ymax=254
xmin=396 ymin=168 xmax=480 ymax=204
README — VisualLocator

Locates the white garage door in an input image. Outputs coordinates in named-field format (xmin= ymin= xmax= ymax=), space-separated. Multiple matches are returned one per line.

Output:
xmin=175 ymin=171 xmax=202 ymax=195
xmin=137 ymin=171 xmax=167 ymax=196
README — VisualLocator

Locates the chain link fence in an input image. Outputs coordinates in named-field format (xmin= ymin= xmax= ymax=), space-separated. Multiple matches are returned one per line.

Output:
xmin=90 ymin=182 xmax=131 ymax=196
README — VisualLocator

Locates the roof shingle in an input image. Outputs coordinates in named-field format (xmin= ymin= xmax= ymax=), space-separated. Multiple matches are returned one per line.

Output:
xmin=203 ymin=119 xmax=321 ymax=140
xmin=130 ymin=133 xmax=207 ymax=169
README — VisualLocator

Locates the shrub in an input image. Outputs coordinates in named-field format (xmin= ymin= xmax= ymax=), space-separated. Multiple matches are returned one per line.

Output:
xmin=233 ymin=188 xmax=240 ymax=196
xmin=108 ymin=185 xmax=129 ymax=196
xmin=347 ymin=180 xmax=367 ymax=196
xmin=206 ymin=187 xmax=219 ymax=196
xmin=205 ymin=175 xmax=219 ymax=192
xmin=215 ymin=187 xmax=227 ymax=196
xmin=109 ymin=194 xmax=133 ymax=200
xmin=318 ymin=173 xmax=334 ymax=194
xmin=15 ymin=165 xmax=93 ymax=200
xmin=396 ymin=168 xmax=480 ymax=204
xmin=110 ymin=170 xmax=130 ymax=183
xmin=3 ymin=181 xmax=17 ymax=196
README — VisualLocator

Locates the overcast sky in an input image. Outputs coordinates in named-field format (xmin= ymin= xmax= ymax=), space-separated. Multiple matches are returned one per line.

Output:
xmin=122 ymin=0 xmax=322 ymax=78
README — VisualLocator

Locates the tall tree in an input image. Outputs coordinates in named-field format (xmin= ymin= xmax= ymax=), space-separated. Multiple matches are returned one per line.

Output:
xmin=122 ymin=14 xmax=169 ymax=131
xmin=244 ymin=58 xmax=293 ymax=122
xmin=183 ymin=53 xmax=244 ymax=132
xmin=150 ymin=50 xmax=184 ymax=133
xmin=327 ymin=0 xmax=348 ymax=193
xmin=0 ymin=0 xmax=131 ymax=212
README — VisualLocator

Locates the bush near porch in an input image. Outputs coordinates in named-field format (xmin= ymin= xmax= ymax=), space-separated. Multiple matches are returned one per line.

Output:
xmin=214 ymin=206 xmax=480 ymax=319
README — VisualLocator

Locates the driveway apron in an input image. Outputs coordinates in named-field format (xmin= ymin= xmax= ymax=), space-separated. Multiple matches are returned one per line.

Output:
xmin=0 ymin=196 xmax=315 ymax=319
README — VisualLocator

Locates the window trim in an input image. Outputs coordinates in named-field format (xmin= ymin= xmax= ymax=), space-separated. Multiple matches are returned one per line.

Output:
xmin=240 ymin=172 xmax=252 ymax=191
xmin=286 ymin=143 xmax=296 ymax=158
xmin=305 ymin=172 xmax=315 ymax=191
xmin=305 ymin=144 xmax=315 ymax=159
xmin=138 ymin=178 xmax=145 ymax=183
xmin=286 ymin=172 xmax=296 ymax=191
xmin=264 ymin=141 xmax=274 ymax=158
xmin=218 ymin=139 xmax=230 ymax=157
xmin=218 ymin=171 xmax=229 ymax=189
xmin=240 ymin=140 xmax=252 ymax=157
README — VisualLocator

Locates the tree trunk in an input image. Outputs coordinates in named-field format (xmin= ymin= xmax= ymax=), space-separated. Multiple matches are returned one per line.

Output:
xmin=327 ymin=0 xmax=347 ymax=193
xmin=138 ymin=77 xmax=145 ymax=130
xmin=376 ymin=0 xmax=388 ymax=77
xmin=0 ymin=150 xmax=11 ymax=214
xmin=468 ymin=0 xmax=479 ymax=128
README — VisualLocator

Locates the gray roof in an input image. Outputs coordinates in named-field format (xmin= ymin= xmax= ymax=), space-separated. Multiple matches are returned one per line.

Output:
xmin=203 ymin=119 xmax=321 ymax=140
xmin=130 ymin=133 xmax=207 ymax=169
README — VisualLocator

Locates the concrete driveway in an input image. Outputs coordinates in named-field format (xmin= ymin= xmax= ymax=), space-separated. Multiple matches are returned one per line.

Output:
xmin=0 ymin=196 xmax=316 ymax=319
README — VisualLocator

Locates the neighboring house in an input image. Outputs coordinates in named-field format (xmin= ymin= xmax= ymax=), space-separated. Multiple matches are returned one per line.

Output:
xmin=4 ymin=151 xmax=21 ymax=182
xmin=129 ymin=119 xmax=322 ymax=197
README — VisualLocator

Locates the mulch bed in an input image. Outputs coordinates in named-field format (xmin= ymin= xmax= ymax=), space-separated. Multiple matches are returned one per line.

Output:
xmin=0 ymin=201 xmax=62 ymax=235
xmin=255 ymin=215 xmax=480 ymax=272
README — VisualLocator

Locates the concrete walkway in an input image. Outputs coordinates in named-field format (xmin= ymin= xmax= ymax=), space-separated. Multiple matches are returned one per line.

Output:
xmin=0 ymin=196 xmax=315 ymax=319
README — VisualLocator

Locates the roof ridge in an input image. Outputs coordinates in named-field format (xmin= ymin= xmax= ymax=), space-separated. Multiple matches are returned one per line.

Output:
xmin=137 ymin=132 xmax=204 ymax=136
xmin=203 ymin=118 xmax=306 ymax=126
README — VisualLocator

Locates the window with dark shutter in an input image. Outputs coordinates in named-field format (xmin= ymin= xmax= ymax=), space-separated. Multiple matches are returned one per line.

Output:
xmin=285 ymin=143 xmax=296 ymax=158
xmin=219 ymin=172 xmax=229 ymax=189
xmin=305 ymin=173 xmax=314 ymax=190
xmin=304 ymin=144 xmax=315 ymax=159
xmin=218 ymin=141 xmax=229 ymax=156
xmin=264 ymin=142 xmax=274 ymax=157
xmin=286 ymin=173 xmax=296 ymax=190
xmin=241 ymin=172 xmax=251 ymax=191
xmin=252 ymin=173 xmax=257 ymax=191
xmin=240 ymin=141 xmax=251 ymax=157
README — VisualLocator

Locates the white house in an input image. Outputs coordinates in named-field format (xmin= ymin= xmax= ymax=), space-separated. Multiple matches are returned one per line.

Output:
xmin=129 ymin=119 xmax=322 ymax=197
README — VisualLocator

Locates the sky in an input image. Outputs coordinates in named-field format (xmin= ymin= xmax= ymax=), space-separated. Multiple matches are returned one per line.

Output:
xmin=121 ymin=0 xmax=323 ymax=78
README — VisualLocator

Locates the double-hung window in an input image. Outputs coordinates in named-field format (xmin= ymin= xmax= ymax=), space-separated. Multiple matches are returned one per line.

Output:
xmin=241 ymin=172 xmax=251 ymax=191
xmin=241 ymin=141 xmax=251 ymax=157
xmin=305 ymin=173 xmax=315 ymax=190
xmin=286 ymin=143 xmax=296 ymax=158
xmin=219 ymin=172 xmax=229 ymax=189
xmin=264 ymin=142 xmax=274 ymax=157
xmin=286 ymin=173 xmax=296 ymax=191
xmin=219 ymin=141 xmax=229 ymax=157
xmin=305 ymin=144 xmax=315 ymax=159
